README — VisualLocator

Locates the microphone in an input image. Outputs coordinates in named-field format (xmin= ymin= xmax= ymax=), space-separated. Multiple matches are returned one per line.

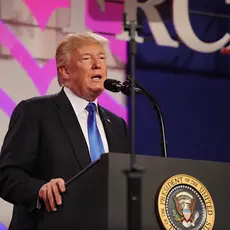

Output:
xmin=104 ymin=77 xmax=167 ymax=158
xmin=104 ymin=79 xmax=142 ymax=96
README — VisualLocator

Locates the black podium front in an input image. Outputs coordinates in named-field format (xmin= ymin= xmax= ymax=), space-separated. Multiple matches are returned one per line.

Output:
xmin=37 ymin=153 xmax=230 ymax=230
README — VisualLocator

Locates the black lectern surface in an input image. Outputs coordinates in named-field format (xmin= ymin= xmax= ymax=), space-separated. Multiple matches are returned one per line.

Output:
xmin=37 ymin=153 xmax=230 ymax=230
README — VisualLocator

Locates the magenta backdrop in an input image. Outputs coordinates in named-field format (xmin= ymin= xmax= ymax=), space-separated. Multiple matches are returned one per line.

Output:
xmin=0 ymin=0 xmax=127 ymax=121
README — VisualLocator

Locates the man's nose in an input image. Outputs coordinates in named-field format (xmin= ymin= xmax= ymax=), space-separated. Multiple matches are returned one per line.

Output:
xmin=92 ymin=57 xmax=101 ymax=69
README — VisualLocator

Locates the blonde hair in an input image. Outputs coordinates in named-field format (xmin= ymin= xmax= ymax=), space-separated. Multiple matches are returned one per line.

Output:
xmin=55 ymin=32 xmax=109 ymax=86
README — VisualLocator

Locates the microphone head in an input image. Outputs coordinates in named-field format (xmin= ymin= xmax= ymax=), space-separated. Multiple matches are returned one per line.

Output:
xmin=104 ymin=79 xmax=121 ymax=92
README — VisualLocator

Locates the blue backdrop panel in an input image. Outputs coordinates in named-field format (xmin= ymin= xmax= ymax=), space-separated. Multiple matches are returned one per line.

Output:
xmin=128 ymin=1 xmax=230 ymax=162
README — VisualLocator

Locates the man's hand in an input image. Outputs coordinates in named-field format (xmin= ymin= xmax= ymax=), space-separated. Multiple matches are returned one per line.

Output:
xmin=38 ymin=178 xmax=66 ymax=212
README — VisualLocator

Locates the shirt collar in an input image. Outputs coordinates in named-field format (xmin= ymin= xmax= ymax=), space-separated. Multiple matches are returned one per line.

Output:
xmin=63 ymin=87 xmax=98 ymax=115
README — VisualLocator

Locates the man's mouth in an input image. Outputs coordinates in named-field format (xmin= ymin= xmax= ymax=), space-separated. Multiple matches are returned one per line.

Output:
xmin=91 ymin=75 xmax=102 ymax=81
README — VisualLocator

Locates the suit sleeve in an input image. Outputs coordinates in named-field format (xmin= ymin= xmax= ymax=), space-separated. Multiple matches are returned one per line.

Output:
xmin=0 ymin=100 xmax=46 ymax=210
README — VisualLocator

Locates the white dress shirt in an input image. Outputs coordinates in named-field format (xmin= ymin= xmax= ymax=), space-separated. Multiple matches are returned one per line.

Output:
xmin=64 ymin=87 xmax=109 ymax=158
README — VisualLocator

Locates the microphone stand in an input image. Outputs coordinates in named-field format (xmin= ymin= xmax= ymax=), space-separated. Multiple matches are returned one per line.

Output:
xmin=123 ymin=12 xmax=143 ymax=230
xmin=127 ymin=76 xmax=168 ymax=158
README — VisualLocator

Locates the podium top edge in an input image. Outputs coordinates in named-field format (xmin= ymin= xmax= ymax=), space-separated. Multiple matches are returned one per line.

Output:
xmin=101 ymin=152 xmax=230 ymax=165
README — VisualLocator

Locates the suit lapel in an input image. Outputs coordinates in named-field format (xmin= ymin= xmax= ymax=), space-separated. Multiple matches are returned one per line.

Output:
xmin=55 ymin=89 xmax=91 ymax=170
xmin=98 ymin=106 xmax=119 ymax=153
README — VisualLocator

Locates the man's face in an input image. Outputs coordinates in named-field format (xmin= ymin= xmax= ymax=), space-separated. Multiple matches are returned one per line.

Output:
xmin=65 ymin=42 xmax=107 ymax=101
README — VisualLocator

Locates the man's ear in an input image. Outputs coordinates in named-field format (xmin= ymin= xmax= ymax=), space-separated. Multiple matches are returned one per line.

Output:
xmin=59 ymin=67 xmax=70 ymax=81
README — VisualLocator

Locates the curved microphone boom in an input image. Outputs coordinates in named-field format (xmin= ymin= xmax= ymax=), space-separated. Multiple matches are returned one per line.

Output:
xmin=104 ymin=77 xmax=167 ymax=158
xmin=127 ymin=76 xmax=167 ymax=158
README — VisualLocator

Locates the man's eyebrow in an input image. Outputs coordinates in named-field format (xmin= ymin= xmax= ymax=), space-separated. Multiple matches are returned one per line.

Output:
xmin=81 ymin=53 xmax=91 ymax=56
xmin=81 ymin=52 xmax=106 ymax=56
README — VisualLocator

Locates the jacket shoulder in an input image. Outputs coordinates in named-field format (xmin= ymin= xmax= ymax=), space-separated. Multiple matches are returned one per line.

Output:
xmin=99 ymin=105 xmax=126 ymax=123
xmin=10 ymin=93 xmax=59 ymax=119
xmin=24 ymin=93 xmax=58 ymax=105
xmin=17 ymin=93 xmax=58 ymax=109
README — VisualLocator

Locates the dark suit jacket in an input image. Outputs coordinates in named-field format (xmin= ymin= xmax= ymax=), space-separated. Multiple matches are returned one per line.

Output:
xmin=0 ymin=88 xmax=129 ymax=230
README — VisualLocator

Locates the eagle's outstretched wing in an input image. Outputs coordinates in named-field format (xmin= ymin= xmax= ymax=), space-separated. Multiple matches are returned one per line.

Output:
xmin=190 ymin=198 xmax=196 ymax=216
xmin=174 ymin=197 xmax=183 ymax=216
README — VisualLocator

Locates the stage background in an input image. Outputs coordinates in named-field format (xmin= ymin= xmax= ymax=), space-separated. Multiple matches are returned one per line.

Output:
xmin=129 ymin=1 xmax=230 ymax=162
xmin=1 ymin=0 xmax=230 ymax=228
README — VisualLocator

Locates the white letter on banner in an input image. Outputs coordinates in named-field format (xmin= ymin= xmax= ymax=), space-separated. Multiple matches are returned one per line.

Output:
xmin=173 ymin=0 xmax=230 ymax=53
xmin=116 ymin=0 xmax=179 ymax=48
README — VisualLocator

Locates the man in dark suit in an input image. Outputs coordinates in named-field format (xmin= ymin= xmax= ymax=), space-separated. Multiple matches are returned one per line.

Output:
xmin=0 ymin=32 xmax=129 ymax=230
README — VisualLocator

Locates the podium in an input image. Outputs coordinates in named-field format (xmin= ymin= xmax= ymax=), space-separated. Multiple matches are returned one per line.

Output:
xmin=37 ymin=153 xmax=230 ymax=230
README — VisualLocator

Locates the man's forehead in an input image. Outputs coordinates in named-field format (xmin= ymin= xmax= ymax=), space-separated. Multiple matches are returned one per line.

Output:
xmin=75 ymin=43 xmax=105 ymax=55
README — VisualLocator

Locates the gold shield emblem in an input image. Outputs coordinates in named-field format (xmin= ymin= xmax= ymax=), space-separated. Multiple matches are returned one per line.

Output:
xmin=157 ymin=174 xmax=215 ymax=230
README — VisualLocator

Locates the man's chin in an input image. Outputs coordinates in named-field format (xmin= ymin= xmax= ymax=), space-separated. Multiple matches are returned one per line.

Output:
xmin=89 ymin=87 xmax=104 ymax=99
xmin=92 ymin=86 xmax=104 ymax=93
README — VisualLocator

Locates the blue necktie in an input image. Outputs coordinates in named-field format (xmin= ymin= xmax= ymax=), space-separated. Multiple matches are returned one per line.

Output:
xmin=85 ymin=103 xmax=105 ymax=162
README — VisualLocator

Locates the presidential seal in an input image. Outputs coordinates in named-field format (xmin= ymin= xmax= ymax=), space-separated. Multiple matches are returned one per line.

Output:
xmin=157 ymin=174 xmax=215 ymax=230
